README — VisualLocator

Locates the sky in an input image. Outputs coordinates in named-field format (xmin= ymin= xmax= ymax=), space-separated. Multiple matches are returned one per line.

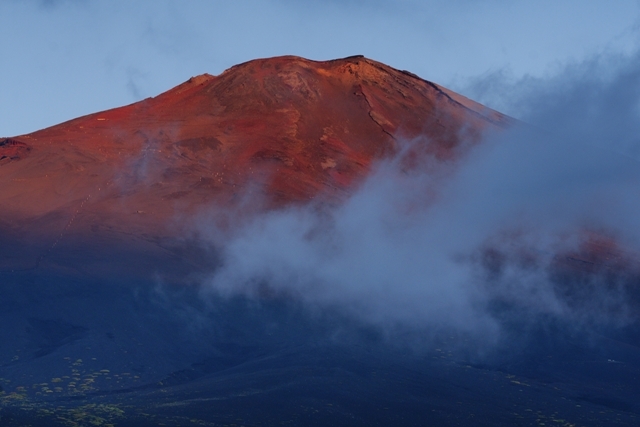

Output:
xmin=2 ymin=0 xmax=640 ymax=137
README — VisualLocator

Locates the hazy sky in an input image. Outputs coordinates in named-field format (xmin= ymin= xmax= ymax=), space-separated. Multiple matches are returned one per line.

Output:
xmin=2 ymin=0 xmax=639 ymax=136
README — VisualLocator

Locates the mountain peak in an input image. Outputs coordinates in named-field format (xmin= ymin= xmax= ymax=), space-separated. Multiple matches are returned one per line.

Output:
xmin=0 ymin=56 xmax=508 ymax=276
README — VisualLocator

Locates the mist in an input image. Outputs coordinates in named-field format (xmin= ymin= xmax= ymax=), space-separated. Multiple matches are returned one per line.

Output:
xmin=197 ymin=52 xmax=640 ymax=350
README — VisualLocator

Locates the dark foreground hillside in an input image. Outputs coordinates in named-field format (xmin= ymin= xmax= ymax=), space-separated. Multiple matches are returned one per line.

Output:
xmin=1 ymin=265 xmax=640 ymax=426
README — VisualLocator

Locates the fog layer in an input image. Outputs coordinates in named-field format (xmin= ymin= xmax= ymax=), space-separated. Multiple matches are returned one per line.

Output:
xmin=202 ymin=53 xmax=640 ymax=344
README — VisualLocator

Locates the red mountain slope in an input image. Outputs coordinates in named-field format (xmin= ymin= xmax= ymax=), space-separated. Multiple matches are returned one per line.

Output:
xmin=9 ymin=55 xmax=627 ymax=281
xmin=0 ymin=56 xmax=507 ymax=263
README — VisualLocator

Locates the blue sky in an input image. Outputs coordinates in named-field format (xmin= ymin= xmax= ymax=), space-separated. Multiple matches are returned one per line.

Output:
xmin=1 ymin=0 xmax=639 ymax=136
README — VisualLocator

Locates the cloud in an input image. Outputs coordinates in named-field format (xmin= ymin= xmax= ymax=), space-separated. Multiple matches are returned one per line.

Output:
xmin=125 ymin=67 xmax=147 ymax=100
xmin=35 ymin=0 xmax=88 ymax=9
xmin=198 ymin=50 xmax=640 ymax=351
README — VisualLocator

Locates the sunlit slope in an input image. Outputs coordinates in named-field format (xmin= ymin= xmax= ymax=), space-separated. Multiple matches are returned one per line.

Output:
xmin=0 ymin=55 xmax=508 ymax=278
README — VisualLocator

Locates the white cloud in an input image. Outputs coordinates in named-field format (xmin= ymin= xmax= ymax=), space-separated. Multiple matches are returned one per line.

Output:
xmin=200 ymin=51 xmax=640 ymax=349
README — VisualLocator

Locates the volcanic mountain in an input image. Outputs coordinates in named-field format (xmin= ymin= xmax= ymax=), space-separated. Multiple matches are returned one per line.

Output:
xmin=0 ymin=55 xmax=510 ymax=278
xmin=2 ymin=56 xmax=640 ymax=427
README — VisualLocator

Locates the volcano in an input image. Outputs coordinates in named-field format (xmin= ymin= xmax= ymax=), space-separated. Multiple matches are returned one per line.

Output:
xmin=0 ymin=55 xmax=510 ymax=280
xmin=1 ymin=56 xmax=639 ymax=426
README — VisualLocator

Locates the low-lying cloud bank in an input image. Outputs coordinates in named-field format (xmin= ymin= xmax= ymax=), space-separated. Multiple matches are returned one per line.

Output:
xmin=199 ymin=52 xmax=640 ymax=346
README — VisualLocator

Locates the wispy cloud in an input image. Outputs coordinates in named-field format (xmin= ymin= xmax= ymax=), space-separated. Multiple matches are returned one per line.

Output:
xmin=199 ymin=50 xmax=640 ymax=351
